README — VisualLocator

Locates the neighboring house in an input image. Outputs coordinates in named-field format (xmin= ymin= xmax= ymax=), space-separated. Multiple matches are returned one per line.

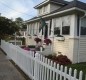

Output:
xmin=26 ymin=0 xmax=86 ymax=63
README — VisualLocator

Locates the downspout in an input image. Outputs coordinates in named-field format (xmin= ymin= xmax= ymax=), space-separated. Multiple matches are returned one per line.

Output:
xmin=78 ymin=13 xmax=86 ymax=63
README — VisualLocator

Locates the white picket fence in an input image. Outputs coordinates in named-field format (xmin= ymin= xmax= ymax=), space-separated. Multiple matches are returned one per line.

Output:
xmin=1 ymin=40 xmax=83 ymax=80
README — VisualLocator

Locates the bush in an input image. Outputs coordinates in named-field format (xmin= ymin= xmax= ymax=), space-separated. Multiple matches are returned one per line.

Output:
xmin=44 ymin=38 xmax=52 ymax=45
xmin=46 ymin=54 xmax=72 ymax=65
xmin=34 ymin=37 xmax=41 ymax=43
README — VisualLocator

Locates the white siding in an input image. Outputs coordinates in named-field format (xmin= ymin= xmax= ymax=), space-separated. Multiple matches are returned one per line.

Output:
xmin=79 ymin=37 xmax=86 ymax=62
xmin=37 ymin=4 xmax=50 ymax=16
xmin=50 ymin=3 xmax=61 ymax=12
xmin=72 ymin=38 xmax=79 ymax=63
xmin=52 ymin=14 xmax=78 ymax=63
xmin=37 ymin=3 xmax=61 ymax=16
xmin=53 ymin=36 xmax=70 ymax=56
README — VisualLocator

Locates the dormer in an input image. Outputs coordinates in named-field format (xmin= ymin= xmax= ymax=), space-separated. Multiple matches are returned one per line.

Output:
xmin=34 ymin=0 xmax=69 ymax=16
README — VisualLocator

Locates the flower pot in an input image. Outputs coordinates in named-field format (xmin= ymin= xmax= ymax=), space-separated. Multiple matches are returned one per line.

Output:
xmin=56 ymin=37 xmax=65 ymax=41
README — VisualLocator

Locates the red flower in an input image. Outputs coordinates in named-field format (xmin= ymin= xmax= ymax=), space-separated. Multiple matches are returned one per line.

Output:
xmin=44 ymin=38 xmax=52 ymax=45
xmin=34 ymin=37 xmax=42 ymax=43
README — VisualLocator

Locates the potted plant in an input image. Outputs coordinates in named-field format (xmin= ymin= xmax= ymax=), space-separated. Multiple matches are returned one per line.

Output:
xmin=44 ymin=38 xmax=52 ymax=45
xmin=56 ymin=34 xmax=65 ymax=41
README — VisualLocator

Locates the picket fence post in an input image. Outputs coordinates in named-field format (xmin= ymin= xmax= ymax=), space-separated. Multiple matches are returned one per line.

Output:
xmin=34 ymin=53 xmax=39 ymax=80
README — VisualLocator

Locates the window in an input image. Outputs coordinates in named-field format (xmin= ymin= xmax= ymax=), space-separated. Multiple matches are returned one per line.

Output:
xmin=35 ymin=23 xmax=38 ymax=35
xmin=62 ymin=26 xmax=70 ymax=35
xmin=39 ymin=9 xmax=40 ymax=14
xmin=54 ymin=27 xmax=60 ymax=35
xmin=81 ymin=27 xmax=86 ymax=35
xmin=54 ymin=18 xmax=61 ymax=35
xmin=44 ymin=6 xmax=45 ymax=13
xmin=28 ymin=24 xmax=31 ymax=35
xmin=33 ymin=23 xmax=36 ymax=35
xmin=39 ymin=8 xmax=42 ymax=14
xmin=30 ymin=24 xmax=34 ymax=35
xmin=28 ymin=25 xmax=30 ymax=35
xmin=30 ymin=24 xmax=32 ymax=35
xmin=62 ymin=16 xmax=70 ymax=35
xmin=81 ymin=17 xmax=86 ymax=35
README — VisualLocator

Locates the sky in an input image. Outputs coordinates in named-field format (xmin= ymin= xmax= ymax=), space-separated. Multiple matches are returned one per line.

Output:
xmin=0 ymin=0 xmax=86 ymax=21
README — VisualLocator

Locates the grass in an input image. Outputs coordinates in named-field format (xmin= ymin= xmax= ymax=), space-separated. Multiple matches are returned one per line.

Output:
xmin=67 ymin=62 xmax=86 ymax=80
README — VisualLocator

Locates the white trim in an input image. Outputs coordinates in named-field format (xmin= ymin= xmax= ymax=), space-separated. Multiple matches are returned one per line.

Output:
xmin=43 ymin=7 xmax=85 ymax=18
xmin=26 ymin=7 xmax=85 ymax=23
xmin=34 ymin=0 xmax=49 ymax=9
xmin=46 ymin=21 xmax=50 ymax=38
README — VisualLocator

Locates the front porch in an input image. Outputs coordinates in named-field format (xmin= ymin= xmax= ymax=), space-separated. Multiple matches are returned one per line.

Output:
xmin=26 ymin=13 xmax=86 ymax=63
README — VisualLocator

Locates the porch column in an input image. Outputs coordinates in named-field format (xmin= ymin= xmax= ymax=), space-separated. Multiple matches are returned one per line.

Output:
xmin=37 ymin=22 xmax=39 ymax=36
xmin=48 ymin=20 xmax=50 ymax=38
xmin=70 ymin=14 xmax=78 ymax=37
xmin=27 ymin=24 xmax=29 ymax=36
xmin=50 ymin=19 xmax=54 ymax=37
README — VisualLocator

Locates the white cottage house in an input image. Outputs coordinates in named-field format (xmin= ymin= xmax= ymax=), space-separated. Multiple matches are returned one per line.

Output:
xmin=26 ymin=0 xmax=86 ymax=63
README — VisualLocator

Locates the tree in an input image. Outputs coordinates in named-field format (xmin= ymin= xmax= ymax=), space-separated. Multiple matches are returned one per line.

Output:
xmin=15 ymin=17 xmax=27 ymax=30
xmin=0 ymin=16 xmax=19 ymax=40
xmin=15 ymin=17 xmax=23 ymax=28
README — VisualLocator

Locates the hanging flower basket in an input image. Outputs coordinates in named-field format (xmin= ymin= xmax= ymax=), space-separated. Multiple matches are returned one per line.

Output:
xmin=44 ymin=38 xmax=52 ymax=45
xmin=34 ymin=37 xmax=42 ymax=43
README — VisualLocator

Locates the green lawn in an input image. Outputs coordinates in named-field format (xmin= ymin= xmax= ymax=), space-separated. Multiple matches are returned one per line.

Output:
xmin=67 ymin=62 xmax=86 ymax=80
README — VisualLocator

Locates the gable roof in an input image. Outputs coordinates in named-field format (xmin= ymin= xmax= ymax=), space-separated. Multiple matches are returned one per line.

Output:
xmin=48 ymin=0 xmax=86 ymax=15
xmin=50 ymin=0 xmax=69 ymax=5
xmin=34 ymin=0 xmax=69 ymax=9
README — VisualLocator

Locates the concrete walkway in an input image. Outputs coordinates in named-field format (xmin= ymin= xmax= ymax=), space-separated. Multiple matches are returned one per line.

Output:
xmin=0 ymin=49 xmax=26 ymax=80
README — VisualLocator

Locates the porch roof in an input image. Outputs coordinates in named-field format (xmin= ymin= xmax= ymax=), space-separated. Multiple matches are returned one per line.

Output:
xmin=26 ymin=0 xmax=86 ymax=23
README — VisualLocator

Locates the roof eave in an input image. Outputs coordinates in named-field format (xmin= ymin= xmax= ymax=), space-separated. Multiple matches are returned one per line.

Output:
xmin=26 ymin=7 xmax=85 ymax=23
xmin=50 ymin=1 xmax=68 ymax=6
xmin=34 ymin=0 xmax=49 ymax=9
xmin=44 ymin=7 xmax=85 ymax=18
xmin=34 ymin=0 xmax=69 ymax=9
